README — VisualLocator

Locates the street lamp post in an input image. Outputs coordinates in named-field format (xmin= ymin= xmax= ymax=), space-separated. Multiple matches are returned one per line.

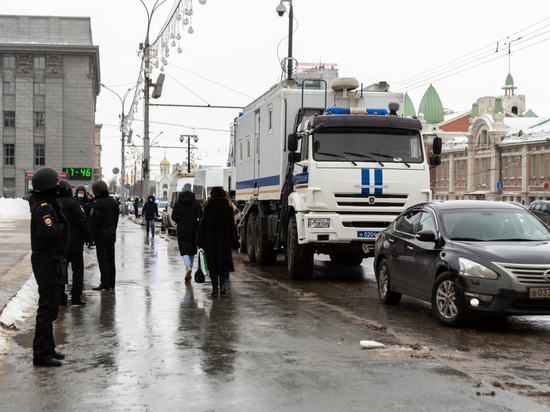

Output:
xmin=276 ymin=0 xmax=294 ymax=81
xmin=100 ymin=83 xmax=134 ymax=214
xmin=140 ymin=0 xmax=167 ymax=200
xmin=179 ymin=135 xmax=199 ymax=173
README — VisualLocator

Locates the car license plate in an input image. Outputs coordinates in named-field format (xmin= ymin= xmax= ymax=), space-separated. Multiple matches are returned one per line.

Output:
xmin=529 ymin=287 xmax=550 ymax=299
xmin=357 ymin=231 xmax=378 ymax=238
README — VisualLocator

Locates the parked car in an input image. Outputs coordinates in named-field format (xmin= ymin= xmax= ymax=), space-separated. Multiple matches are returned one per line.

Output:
xmin=157 ymin=200 xmax=168 ymax=223
xmin=528 ymin=200 xmax=550 ymax=225
xmin=374 ymin=200 xmax=550 ymax=326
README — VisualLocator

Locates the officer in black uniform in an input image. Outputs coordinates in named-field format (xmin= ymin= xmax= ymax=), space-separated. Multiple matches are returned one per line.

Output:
xmin=30 ymin=167 xmax=70 ymax=367
xmin=89 ymin=180 xmax=119 ymax=290
xmin=58 ymin=180 xmax=92 ymax=305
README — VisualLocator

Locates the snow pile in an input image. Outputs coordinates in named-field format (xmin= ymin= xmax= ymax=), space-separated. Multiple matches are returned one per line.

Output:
xmin=0 ymin=276 xmax=37 ymax=330
xmin=0 ymin=198 xmax=30 ymax=219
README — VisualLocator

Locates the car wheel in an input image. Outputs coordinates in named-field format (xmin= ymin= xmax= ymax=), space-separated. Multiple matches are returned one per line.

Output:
xmin=432 ymin=272 xmax=464 ymax=327
xmin=376 ymin=258 xmax=401 ymax=305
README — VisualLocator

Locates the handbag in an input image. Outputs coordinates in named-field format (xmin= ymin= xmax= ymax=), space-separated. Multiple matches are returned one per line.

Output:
xmin=194 ymin=249 xmax=206 ymax=283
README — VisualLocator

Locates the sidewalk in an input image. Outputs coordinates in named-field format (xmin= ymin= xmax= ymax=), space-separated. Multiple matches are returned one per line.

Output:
xmin=0 ymin=218 xmax=33 ymax=325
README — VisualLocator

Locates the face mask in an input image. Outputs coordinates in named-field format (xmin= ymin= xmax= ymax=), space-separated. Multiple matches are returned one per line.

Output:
xmin=150 ymin=199 xmax=154 ymax=202
xmin=77 ymin=193 xmax=84 ymax=199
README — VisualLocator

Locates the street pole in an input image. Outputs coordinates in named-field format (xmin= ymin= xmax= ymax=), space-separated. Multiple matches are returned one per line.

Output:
xmin=276 ymin=0 xmax=294 ymax=81
xmin=187 ymin=138 xmax=191 ymax=173
xmin=100 ymin=83 xmax=134 ymax=214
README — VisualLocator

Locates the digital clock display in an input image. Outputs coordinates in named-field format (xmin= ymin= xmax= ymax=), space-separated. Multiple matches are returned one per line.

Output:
xmin=63 ymin=167 xmax=92 ymax=180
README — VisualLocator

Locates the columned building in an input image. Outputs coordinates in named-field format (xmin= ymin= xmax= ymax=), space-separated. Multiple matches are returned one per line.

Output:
xmin=0 ymin=15 xmax=100 ymax=198
xmin=411 ymin=73 xmax=550 ymax=205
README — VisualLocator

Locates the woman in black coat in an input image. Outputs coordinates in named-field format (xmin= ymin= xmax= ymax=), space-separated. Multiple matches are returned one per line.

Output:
xmin=171 ymin=184 xmax=202 ymax=281
xmin=197 ymin=186 xmax=239 ymax=296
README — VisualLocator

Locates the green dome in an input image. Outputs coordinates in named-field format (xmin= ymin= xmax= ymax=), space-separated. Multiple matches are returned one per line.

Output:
xmin=494 ymin=97 xmax=503 ymax=114
xmin=418 ymin=84 xmax=444 ymax=124
xmin=505 ymin=73 xmax=514 ymax=87
xmin=470 ymin=102 xmax=479 ymax=119
xmin=403 ymin=92 xmax=416 ymax=118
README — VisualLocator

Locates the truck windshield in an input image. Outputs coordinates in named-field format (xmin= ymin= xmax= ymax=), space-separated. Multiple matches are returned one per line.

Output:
xmin=312 ymin=129 xmax=424 ymax=164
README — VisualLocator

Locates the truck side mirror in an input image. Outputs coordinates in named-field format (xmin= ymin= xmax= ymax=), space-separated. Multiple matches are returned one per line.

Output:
xmin=430 ymin=154 xmax=441 ymax=166
xmin=288 ymin=152 xmax=301 ymax=163
xmin=288 ymin=133 xmax=298 ymax=152
xmin=432 ymin=136 xmax=442 ymax=155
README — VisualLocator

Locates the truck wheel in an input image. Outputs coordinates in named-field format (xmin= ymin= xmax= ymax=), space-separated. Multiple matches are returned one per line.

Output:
xmin=287 ymin=216 xmax=313 ymax=280
xmin=246 ymin=213 xmax=257 ymax=262
xmin=254 ymin=215 xmax=277 ymax=265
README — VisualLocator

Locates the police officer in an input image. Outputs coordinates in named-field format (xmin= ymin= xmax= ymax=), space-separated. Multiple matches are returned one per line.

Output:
xmin=30 ymin=167 xmax=70 ymax=367
xmin=58 ymin=180 xmax=92 ymax=305
xmin=89 ymin=180 xmax=119 ymax=290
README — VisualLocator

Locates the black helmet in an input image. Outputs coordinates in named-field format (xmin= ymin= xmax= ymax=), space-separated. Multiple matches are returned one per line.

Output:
xmin=32 ymin=167 xmax=59 ymax=192
xmin=92 ymin=180 xmax=109 ymax=196
xmin=58 ymin=179 xmax=72 ymax=196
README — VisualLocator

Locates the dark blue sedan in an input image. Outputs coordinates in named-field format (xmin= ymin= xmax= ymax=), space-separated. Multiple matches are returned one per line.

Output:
xmin=373 ymin=200 xmax=550 ymax=326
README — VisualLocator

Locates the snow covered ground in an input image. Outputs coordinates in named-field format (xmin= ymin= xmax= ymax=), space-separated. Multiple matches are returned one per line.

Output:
xmin=0 ymin=198 xmax=35 ymax=350
xmin=0 ymin=198 xmax=99 ymax=350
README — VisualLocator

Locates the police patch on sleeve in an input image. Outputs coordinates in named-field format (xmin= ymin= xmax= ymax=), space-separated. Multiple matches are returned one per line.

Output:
xmin=42 ymin=215 xmax=53 ymax=227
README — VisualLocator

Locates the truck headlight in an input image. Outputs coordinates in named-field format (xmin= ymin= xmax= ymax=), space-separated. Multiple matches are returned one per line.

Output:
xmin=308 ymin=218 xmax=330 ymax=228
xmin=459 ymin=257 xmax=498 ymax=279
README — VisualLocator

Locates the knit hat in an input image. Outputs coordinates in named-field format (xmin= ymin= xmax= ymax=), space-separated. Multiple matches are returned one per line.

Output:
xmin=183 ymin=183 xmax=192 ymax=192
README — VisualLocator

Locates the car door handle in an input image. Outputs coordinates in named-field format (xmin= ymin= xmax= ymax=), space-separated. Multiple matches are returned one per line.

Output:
xmin=406 ymin=246 xmax=413 ymax=251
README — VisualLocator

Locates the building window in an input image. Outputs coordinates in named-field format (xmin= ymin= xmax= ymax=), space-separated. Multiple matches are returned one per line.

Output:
xmin=33 ymin=56 xmax=46 ymax=70
xmin=239 ymin=139 xmax=243 ymax=164
xmin=34 ymin=82 xmax=46 ymax=95
xmin=34 ymin=144 xmax=45 ymax=166
xmin=2 ymin=55 xmax=15 ymax=69
xmin=34 ymin=112 xmax=45 ymax=128
xmin=3 ymin=82 xmax=14 ymax=94
xmin=480 ymin=130 xmax=488 ymax=145
xmin=518 ymin=156 xmax=522 ymax=178
xmin=540 ymin=154 xmax=545 ymax=178
xmin=480 ymin=158 xmax=487 ymax=185
xmin=530 ymin=154 xmax=536 ymax=178
xmin=246 ymin=137 xmax=251 ymax=162
xmin=3 ymin=111 xmax=15 ymax=127
xmin=4 ymin=144 xmax=15 ymax=165
xmin=3 ymin=178 xmax=15 ymax=198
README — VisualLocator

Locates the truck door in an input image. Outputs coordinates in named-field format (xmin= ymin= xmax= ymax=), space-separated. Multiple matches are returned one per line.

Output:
xmin=254 ymin=110 xmax=260 ymax=195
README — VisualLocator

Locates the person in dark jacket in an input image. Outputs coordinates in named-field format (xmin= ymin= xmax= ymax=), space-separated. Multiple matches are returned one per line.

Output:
xmin=58 ymin=180 xmax=92 ymax=305
xmin=89 ymin=180 xmax=119 ymax=291
xmin=74 ymin=185 xmax=91 ymax=218
xmin=171 ymin=183 xmax=202 ymax=281
xmin=141 ymin=195 xmax=159 ymax=237
xmin=197 ymin=187 xmax=239 ymax=296
xmin=133 ymin=197 xmax=139 ymax=219
xmin=29 ymin=167 xmax=70 ymax=367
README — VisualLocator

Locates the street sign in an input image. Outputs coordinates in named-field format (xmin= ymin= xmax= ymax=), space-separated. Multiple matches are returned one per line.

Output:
xmin=497 ymin=181 xmax=503 ymax=189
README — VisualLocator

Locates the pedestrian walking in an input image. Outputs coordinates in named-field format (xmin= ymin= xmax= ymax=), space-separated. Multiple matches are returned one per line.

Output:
xmin=58 ymin=179 xmax=92 ymax=305
xmin=133 ymin=197 xmax=139 ymax=219
xmin=29 ymin=167 xmax=70 ymax=367
xmin=89 ymin=180 xmax=119 ymax=291
xmin=171 ymin=183 xmax=202 ymax=281
xmin=197 ymin=187 xmax=240 ymax=297
xmin=141 ymin=195 xmax=159 ymax=237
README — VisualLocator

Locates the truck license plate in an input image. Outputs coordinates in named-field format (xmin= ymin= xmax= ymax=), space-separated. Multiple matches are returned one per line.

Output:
xmin=357 ymin=231 xmax=378 ymax=238
xmin=529 ymin=287 xmax=550 ymax=299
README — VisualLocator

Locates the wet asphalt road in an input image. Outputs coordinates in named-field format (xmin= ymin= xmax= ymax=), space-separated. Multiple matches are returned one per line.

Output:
xmin=1 ymin=217 xmax=549 ymax=411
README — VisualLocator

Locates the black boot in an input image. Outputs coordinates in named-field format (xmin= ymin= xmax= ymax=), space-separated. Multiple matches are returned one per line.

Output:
xmin=211 ymin=275 xmax=219 ymax=297
xmin=220 ymin=275 xmax=226 ymax=296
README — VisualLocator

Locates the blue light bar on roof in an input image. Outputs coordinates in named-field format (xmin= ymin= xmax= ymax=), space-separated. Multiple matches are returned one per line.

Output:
xmin=324 ymin=107 xmax=389 ymax=115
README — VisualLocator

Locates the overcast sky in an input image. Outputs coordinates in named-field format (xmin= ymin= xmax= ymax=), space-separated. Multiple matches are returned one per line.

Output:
xmin=2 ymin=1 xmax=550 ymax=182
